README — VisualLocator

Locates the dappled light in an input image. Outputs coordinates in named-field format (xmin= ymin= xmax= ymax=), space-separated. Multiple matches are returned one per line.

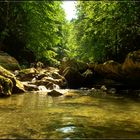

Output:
xmin=0 ymin=92 xmax=140 ymax=139
xmin=0 ymin=1 xmax=140 ymax=139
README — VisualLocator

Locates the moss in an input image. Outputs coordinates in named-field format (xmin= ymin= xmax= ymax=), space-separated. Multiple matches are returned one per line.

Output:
xmin=19 ymin=68 xmax=38 ymax=74
xmin=0 ymin=65 xmax=15 ymax=78
xmin=0 ymin=63 xmax=20 ymax=71
xmin=122 ymin=50 xmax=140 ymax=73
xmin=0 ymin=65 xmax=25 ymax=94
xmin=12 ymin=79 xmax=25 ymax=93
xmin=0 ymin=75 xmax=13 ymax=96
xmin=0 ymin=52 xmax=20 ymax=71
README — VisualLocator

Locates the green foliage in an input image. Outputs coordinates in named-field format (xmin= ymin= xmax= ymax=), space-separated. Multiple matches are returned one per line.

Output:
xmin=0 ymin=1 xmax=66 ymax=66
xmin=25 ymin=2 xmax=66 ymax=64
xmin=63 ymin=21 xmax=79 ymax=59
xmin=1 ymin=1 xmax=140 ymax=66
xmin=66 ymin=1 xmax=140 ymax=63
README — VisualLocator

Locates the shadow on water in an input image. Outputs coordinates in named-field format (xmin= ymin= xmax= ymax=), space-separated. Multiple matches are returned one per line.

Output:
xmin=0 ymin=134 xmax=30 ymax=139
xmin=0 ymin=90 xmax=140 ymax=139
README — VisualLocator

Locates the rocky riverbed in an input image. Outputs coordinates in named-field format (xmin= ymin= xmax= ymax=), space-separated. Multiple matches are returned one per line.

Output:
xmin=0 ymin=50 xmax=140 ymax=97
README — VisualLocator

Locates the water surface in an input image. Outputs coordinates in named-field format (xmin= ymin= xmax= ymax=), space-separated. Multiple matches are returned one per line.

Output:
xmin=0 ymin=90 xmax=140 ymax=139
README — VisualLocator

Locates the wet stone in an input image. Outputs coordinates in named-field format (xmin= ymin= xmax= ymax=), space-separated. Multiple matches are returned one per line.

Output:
xmin=47 ymin=90 xmax=63 ymax=97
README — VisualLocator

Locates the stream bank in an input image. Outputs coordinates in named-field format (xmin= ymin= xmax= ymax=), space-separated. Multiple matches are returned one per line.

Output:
xmin=0 ymin=50 xmax=140 ymax=97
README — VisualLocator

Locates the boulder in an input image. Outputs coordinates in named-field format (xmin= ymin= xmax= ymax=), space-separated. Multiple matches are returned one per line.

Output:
xmin=16 ymin=68 xmax=38 ymax=81
xmin=43 ymin=76 xmax=65 ymax=86
xmin=0 ymin=75 xmax=13 ymax=96
xmin=88 ymin=62 xmax=97 ymax=71
xmin=30 ymin=67 xmax=67 ymax=89
xmin=0 ymin=66 xmax=25 ymax=96
xmin=122 ymin=50 xmax=140 ymax=86
xmin=33 ymin=77 xmax=65 ymax=90
xmin=12 ymin=78 xmax=26 ymax=93
xmin=0 ymin=51 xmax=20 ymax=71
xmin=82 ymin=69 xmax=95 ymax=86
xmin=22 ymin=82 xmax=38 ymax=91
xmin=17 ymin=66 xmax=67 ymax=91
xmin=60 ymin=58 xmax=88 ymax=74
xmin=62 ymin=67 xmax=84 ymax=88
xmin=59 ymin=58 xmax=89 ymax=88
xmin=38 ymin=85 xmax=48 ymax=91
xmin=48 ymin=71 xmax=67 ymax=88
xmin=94 ymin=60 xmax=123 ymax=80
xmin=32 ymin=78 xmax=53 ymax=90
xmin=47 ymin=90 xmax=63 ymax=97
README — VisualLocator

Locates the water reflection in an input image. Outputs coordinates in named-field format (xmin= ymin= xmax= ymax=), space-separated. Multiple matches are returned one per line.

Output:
xmin=0 ymin=90 xmax=140 ymax=139
xmin=56 ymin=126 xmax=76 ymax=133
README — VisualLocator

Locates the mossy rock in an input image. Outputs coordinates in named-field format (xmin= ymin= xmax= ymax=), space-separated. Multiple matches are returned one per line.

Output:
xmin=0 ymin=75 xmax=13 ymax=96
xmin=18 ymin=68 xmax=38 ymax=74
xmin=16 ymin=68 xmax=38 ymax=81
xmin=122 ymin=50 xmax=140 ymax=76
xmin=0 ymin=65 xmax=25 ymax=95
xmin=122 ymin=50 xmax=140 ymax=86
xmin=60 ymin=58 xmax=88 ymax=74
xmin=94 ymin=60 xmax=123 ymax=80
xmin=12 ymin=79 xmax=25 ymax=93
xmin=0 ymin=51 xmax=20 ymax=71
xmin=0 ymin=65 xmax=15 ymax=79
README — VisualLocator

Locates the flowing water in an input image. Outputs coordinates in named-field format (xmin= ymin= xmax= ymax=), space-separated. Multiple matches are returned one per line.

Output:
xmin=0 ymin=90 xmax=140 ymax=139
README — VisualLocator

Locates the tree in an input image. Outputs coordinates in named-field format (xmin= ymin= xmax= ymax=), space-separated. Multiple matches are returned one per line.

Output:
xmin=67 ymin=1 xmax=140 ymax=63
xmin=0 ymin=1 xmax=66 ymax=66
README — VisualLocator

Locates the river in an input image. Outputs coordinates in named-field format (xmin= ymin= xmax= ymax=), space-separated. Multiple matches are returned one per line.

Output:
xmin=0 ymin=90 xmax=140 ymax=139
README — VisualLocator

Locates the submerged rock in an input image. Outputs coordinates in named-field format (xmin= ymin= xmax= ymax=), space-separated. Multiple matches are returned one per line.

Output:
xmin=63 ymin=91 xmax=79 ymax=98
xmin=47 ymin=90 xmax=63 ymax=97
